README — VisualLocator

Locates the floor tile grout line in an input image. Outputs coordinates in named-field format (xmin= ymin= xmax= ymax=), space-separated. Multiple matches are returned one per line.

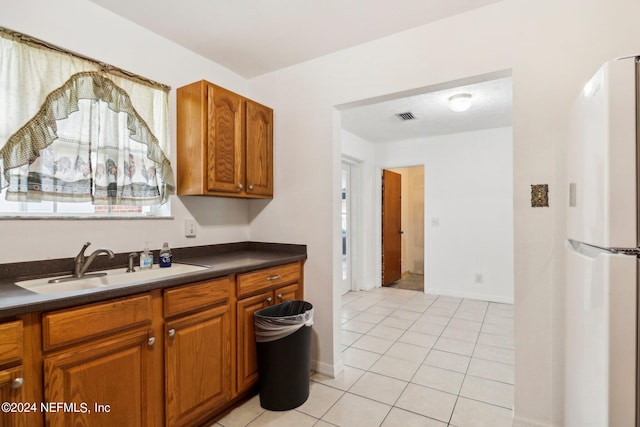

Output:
xmin=328 ymin=290 xmax=432 ymax=426
xmin=344 ymin=290 xmax=447 ymax=426
xmin=224 ymin=289 xmax=511 ymax=427
xmin=446 ymin=295 xmax=491 ymax=426
xmin=374 ymin=294 xmax=468 ymax=425
xmin=374 ymin=292 xmax=458 ymax=427
xmin=336 ymin=289 xmax=514 ymax=427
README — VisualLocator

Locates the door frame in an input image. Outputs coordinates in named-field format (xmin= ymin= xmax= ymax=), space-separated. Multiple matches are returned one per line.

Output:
xmin=373 ymin=162 xmax=427 ymax=293
xmin=340 ymin=156 xmax=360 ymax=293
xmin=340 ymin=161 xmax=353 ymax=294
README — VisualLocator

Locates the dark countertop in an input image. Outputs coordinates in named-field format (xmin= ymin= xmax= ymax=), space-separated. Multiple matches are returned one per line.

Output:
xmin=0 ymin=241 xmax=306 ymax=319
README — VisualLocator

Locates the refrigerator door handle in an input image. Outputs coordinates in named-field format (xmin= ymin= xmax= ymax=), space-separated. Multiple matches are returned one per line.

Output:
xmin=609 ymin=246 xmax=640 ymax=256
xmin=567 ymin=239 xmax=640 ymax=256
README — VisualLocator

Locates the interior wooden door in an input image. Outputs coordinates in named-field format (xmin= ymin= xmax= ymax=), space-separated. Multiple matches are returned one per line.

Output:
xmin=382 ymin=169 xmax=402 ymax=286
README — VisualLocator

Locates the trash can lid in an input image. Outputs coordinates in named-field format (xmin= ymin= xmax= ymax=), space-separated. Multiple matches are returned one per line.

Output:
xmin=254 ymin=300 xmax=314 ymax=342
xmin=254 ymin=300 xmax=313 ymax=319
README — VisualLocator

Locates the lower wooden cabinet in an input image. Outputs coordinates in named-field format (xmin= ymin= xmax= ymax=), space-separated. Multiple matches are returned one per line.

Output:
xmin=236 ymin=280 xmax=301 ymax=394
xmin=165 ymin=300 xmax=231 ymax=426
xmin=0 ymin=319 xmax=37 ymax=427
xmin=236 ymin=291 xmax=271 ymax=394
xmin=3 ymin=260 xmax=304 ymax=426
xmin=44 ymin=328 xmax=160 ymax=427
xmin=0 ymin=366 xmax=27 ymax=427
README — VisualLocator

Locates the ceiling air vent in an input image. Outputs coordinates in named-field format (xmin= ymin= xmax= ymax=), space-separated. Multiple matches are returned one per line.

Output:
xmin=396 ymin=112 xmax=416 ymax=121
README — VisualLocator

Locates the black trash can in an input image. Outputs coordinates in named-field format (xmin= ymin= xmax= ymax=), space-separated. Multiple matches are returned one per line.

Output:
xmin=254 ymin=300 xmax=313 ymax=411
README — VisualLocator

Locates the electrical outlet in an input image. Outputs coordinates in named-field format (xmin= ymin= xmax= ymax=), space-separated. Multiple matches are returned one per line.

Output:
xmin=185 ymin=219 xmax=197 ymax=237
xmin=431 ymin=218 xmax=440 ymax=227
xmin=474 ymin=274 xmax=483 ymax=283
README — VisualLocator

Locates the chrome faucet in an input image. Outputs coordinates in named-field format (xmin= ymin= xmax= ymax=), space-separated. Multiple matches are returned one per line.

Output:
xmin=48 ymin=242 xmax=115 ymax=283
xmin=75 ymin=242 xmax=115 ymax=277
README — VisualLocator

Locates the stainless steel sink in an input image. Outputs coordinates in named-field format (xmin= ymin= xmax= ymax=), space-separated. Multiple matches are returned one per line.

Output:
xmin=15 ymin=263 xmax=210 ymax=295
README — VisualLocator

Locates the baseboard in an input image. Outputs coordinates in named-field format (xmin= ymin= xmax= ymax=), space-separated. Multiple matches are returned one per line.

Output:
xmin=427 ymin=287 xmax=514 ymax=304
xmin=312 ymin=358 xmax=342 ymax=378
xmin=512 ymin=415 xmax=555 ymax=427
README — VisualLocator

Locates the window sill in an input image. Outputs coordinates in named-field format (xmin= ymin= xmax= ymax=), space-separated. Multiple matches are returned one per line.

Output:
xmin=0 ymin=215 xmax=174 ymax=220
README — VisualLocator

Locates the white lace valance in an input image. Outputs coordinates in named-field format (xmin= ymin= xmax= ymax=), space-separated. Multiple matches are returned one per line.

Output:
xmin=0 ymin=31 xmax=174 ymax=206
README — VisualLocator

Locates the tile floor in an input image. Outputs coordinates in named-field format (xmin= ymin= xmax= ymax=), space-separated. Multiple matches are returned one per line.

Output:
xmin=213 ymin=287 xmax=514 ymax=427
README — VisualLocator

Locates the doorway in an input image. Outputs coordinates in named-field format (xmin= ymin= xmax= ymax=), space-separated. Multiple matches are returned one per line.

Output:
xmin=381 ymin=166 xmax=425 ymax=290
xmin=340 ymin=161 xmax=353 ymax=295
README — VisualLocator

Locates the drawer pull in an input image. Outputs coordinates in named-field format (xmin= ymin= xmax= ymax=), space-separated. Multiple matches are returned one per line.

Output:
xmin=277 ymin=293 xmax=283 ymax=300
xmin=266 ymin=297 xmax=273 ymax=304
xmin=267 ymin=275 xmax=281 ymax=281
xmin=11 ymin=378 xmax=24 ymax=389
xmin=147 ymin=337 xmax=156 ymax=346
xmin=168 ymin=329 xmax=176 ymax=338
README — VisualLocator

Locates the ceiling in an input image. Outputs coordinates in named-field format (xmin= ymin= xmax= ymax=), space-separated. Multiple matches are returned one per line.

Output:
xmin=89 ymin=0 xmax=502 ymax=79
xmin=340 ymin=75 xmax=513 ymax=143
xmin=89 ymin=0 xmax=511 ymax=139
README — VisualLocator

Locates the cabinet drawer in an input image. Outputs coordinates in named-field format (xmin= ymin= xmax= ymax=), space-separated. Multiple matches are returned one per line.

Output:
xmin=43 ymin=294 xmax=153 ymax=351
xmin=164 ymin=276 xmax=230 ymax=318
xmin=0 ymin=320 xmax=22 ymax=366
xmin=237 ymin=262 xmax=300 ymax=298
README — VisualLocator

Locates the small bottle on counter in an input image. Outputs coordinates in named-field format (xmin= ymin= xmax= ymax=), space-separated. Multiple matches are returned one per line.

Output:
xmin=140 ymin=242 xmax=153 ymax=270
xmin=159 ymin=242 xmax=172 ymax=268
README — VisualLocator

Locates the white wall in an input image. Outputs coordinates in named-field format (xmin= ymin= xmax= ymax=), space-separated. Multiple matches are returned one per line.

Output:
xmin=246 ymin=1 xmax=640 ymax=425
xmin=0 ymin=0 xmax=252 ymax=262
xmin=3 ymin=1 xmax=640 ymax=425
xmin=343 ymin=127 xmax=513 ymax=303
xmin=380 ymin=128 xmax=514 ymax=303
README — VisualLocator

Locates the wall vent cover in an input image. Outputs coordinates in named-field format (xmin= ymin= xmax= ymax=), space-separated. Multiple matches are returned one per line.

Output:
xmin=396 ymin=112 xmax=416 ymax=121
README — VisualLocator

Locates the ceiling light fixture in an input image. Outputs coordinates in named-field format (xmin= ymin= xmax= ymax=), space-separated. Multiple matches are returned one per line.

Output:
xmin=448 ymin=93 xmax=473 ymax=112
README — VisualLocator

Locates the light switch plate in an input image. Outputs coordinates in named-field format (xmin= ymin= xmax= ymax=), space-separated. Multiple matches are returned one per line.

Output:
xmin=531 ymin=184 xmax=549 ymax=207
xmin=185 ymin=219 xmax=197 ymax=237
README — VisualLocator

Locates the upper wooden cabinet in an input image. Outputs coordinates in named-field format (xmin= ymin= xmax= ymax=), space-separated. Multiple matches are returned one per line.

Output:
xmin=177 ymin=81 xmax=273 ymax=198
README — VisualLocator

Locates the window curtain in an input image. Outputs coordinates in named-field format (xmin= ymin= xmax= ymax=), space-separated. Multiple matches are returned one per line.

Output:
xmin=0 ymin=32 xmax=174 ymax=205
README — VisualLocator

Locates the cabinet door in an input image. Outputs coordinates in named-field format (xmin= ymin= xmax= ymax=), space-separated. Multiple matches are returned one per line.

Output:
xmin=236 ymin=291 xmax=271 ymax=394
xmin=0 ymin=366 xmax=29 ymax=427
xmin=207 ymin=85 xmax=244 ymax=194
xmin=245 ymin=100 xmax=273 ymax=197
xmin=165 ymin=305 xmax=231 ymax=427
xmin=44 ymin=329 xmax=158 ymax=427
xmin=275 ymin=283 xmax=300 ymax=304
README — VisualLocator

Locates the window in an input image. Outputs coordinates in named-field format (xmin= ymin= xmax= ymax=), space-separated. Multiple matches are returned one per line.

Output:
xmin=0 ymin=29 xmax=173 ymax=218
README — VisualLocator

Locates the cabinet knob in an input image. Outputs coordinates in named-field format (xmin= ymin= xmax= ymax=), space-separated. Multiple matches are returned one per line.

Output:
xmin=248 ymin=184 xmax=254 ymax=191
xmin=10 ymin=378 xmax=23 ymax=389
xmin=238 ymin=183 xmax=243 ymax=190
xmin=168 ymin=329 xmax=176 ymax=338
xmin=267 ymin=275 xmax=281 ymax=281
xmin=147 ymin=337 xmax=156 ymax=346
xmin=277 ymin=293 xmax=283 ymax=300
xmin=266 ymin=297 xmax=273 ymax=304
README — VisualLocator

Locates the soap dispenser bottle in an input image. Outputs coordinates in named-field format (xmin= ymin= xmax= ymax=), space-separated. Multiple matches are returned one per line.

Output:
xmin=159 ymin=242 xmax=172 ymax=268
xmin=140 ymin=242 xmax=153 ymax=270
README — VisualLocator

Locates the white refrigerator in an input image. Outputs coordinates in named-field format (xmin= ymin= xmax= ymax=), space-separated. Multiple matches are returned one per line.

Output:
xmin=565 ymin=56 xmax=638 ymax=427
